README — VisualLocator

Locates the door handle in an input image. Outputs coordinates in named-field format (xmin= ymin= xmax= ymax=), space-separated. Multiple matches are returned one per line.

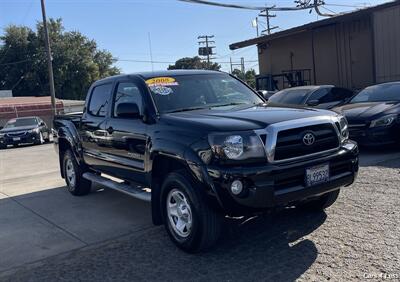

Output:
xmin=107 ymin=127 xmax=114 ymax=134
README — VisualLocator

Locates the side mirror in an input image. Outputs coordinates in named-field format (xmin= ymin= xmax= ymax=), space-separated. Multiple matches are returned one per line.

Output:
xmin=0 ymin=126 xmax=3 ymax=130
xmin=257 ymin=90 xmax=271 ymax=100
xmin=40 ymin=122 xmax=45 ymax=126
xmin=116 ymin=102 xmax=141 ymax=119
xmin=307 ymin=100 xmax=320 ymax=107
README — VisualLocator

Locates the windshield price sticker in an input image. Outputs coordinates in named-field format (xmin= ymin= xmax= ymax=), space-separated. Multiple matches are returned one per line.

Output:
xmin=150 ymin=85 xmax=173 ymax=96
xmin=146 ymin=77 xmax=179 ymax=87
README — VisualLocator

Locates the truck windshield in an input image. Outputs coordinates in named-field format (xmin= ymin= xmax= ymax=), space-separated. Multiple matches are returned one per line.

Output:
xmin=146 ymin=74 xmax=263 ymax=113
xmin=4 ymin=117 xmax=38 ymax=128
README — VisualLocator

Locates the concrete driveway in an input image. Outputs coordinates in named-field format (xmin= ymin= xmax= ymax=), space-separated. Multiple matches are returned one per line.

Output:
xmin=0 ymin=143 xmax=399 ymax=279
xmin=0 ymin=144 xmax=152 ymax=273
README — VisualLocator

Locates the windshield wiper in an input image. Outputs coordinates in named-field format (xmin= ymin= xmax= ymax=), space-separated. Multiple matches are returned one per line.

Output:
xmin=165 ymin=106 xmax=209 ymax=113
xmin=211 ymin=102 xmax=264 ymax=108
xmin=210 ymin=102 xmax=248 ymax=108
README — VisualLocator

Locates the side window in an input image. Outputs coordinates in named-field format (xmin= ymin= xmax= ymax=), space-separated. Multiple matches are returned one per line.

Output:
xmin=113 ymin=82 xmax=143 ymax=117
xmin=331 ymin=88 xmax=354 ymax=101
xmin=308 ymin=88 xmax=331 ymax=103
xmin=88 ymin=84 xmax=113 ymax=117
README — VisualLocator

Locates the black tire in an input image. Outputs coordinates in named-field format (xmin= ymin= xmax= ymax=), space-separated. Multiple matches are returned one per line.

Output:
xmin=161 ymin=170 xmax=221 ymax=253
xmin=0 ymin=144 xmax=7 ymax=150
xmin=63 ymin=149 xmax=91 ymax=196
xmin=298 ymin=189 xmax=340 ymax=211
xmin=45 ymin=131 xmax=51 ymax=143
xmin=34 ymin=132 xmax=45 ymax=145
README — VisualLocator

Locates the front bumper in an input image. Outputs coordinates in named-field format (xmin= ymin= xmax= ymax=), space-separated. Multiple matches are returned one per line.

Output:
xmin=206 ymin=141 xmax=358 ymax=214
xmin=0 ymin=132 xmax=40 ymax=146
xmin=349 ymin=124 xmax=399 ymax=146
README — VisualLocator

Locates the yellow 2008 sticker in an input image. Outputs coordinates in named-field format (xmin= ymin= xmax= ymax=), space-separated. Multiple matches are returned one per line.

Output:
xmin=145 ymin=77 xmax=178 ymax=87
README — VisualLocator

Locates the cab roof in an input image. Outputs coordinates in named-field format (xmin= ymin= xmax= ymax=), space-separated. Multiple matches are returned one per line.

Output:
xmin=96 ymin=70 xmax=224 ymax=83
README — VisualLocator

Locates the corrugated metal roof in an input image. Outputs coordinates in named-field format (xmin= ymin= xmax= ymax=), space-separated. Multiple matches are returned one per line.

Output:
xmin=230 ymin=0 xmax=400 ymax=50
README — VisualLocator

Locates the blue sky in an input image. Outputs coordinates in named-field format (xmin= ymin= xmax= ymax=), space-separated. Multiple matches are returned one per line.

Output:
xmin=0 ymin=0 xmax=388 ymax=73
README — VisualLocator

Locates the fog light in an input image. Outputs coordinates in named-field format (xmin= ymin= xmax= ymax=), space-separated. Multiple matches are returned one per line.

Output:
xmin=230 ymin=180 xmax=243 ymax=195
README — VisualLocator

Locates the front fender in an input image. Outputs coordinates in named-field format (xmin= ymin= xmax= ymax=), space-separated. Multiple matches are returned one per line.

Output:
xmin=53 ymin=119 xmax=84 ymax=177
xmin=148 ymin=136 xmax=224 ymax=225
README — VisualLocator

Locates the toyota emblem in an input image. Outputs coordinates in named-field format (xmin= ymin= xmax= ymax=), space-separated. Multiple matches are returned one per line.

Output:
xmin=303 ymin=132 xmax=315 ymax=146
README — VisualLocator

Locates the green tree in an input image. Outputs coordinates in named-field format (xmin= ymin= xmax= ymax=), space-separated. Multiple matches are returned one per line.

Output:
xmin=0 ymin=18 xmax=120 ymax=100
xmin=168 ymin=56 xmax=221 ymax=71
xmin=231 ymin=68 xmax=257 ymax=89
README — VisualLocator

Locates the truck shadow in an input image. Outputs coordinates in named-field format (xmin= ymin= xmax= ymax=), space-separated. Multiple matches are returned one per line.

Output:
xmin=0 ymin=186 xmax=325 ymax=281
xmin=210 ymin=209 xmax=326 ymax=281
xmin=359 ymin=146 xmax=400 ymax=168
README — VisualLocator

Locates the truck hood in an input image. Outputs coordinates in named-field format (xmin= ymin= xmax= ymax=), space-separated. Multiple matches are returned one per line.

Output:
xmin=0 ymin=125 xmax=38 ymax=134
xmin=334 ymin=101 xmax=400 ymax=123
xmin=161 ymin=104 xmax=336 ymax=132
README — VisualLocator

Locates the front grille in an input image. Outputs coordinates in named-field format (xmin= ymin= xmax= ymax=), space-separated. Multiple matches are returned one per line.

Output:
xmin=274 ymin=123 xmax=339 ymax=161
xmin=6 ymin=131 xmax=27 ymax=137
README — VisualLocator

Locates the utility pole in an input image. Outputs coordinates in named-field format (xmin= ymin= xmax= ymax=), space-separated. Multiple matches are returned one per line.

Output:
xmin=198 ymin=35 xmax=215 ymax=68
xmin=252 ymin=17 xmax=259 ymax=37
xmin=259 ymin=8 xmax=278 ymax=35
xmin=229 ymin=57 xmax=245 ymax=76
xmin=40 ymin=0 xmax=56 ymax=115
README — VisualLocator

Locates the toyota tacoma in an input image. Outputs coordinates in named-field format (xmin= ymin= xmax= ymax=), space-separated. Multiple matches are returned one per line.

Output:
xmin=53 ymin=70 xmax=359 ymax=252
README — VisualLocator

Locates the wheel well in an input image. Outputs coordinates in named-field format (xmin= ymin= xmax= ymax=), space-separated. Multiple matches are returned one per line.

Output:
xmin=151 ymin=155 xmax=189 ymax=225
xmin=151 ymin=155 xmax=188 ymax=185
xmin=58 ymin=138 xmax=71 ymax=178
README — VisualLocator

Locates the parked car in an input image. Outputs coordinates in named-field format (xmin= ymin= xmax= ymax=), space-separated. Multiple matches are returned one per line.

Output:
xmin=268 ymin=85 xmax=354 ymax=109
xmin=257 ymin=89 xmax=277 ymax=100
xmin=53 ymin=70 xmax=358 ymax=253
xmin=0 ymin=116 xmax=50 ymax=149
xmin=334 ymin=81 xmax=400 ymax=146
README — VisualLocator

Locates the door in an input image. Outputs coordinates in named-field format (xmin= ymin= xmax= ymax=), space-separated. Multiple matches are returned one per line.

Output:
xmin=81 ymin=82 xmax=114 ymax=172
xmin=101 ymin=79 xmax=148 ymax=184
xmin=308 ymin=87 xmax=353 ymax=109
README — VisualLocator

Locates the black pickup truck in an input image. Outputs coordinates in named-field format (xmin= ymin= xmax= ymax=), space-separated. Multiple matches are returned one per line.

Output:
xmin=53 ymin=70 xmax=359 ymax=252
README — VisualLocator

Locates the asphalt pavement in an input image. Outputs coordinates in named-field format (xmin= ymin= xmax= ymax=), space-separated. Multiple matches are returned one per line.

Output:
xmin=0 ymin=143 xmax=399 ymax=281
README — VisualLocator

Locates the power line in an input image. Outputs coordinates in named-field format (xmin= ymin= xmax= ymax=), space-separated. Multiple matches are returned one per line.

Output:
xmin=0 ymin=58 xmax=34 ymax=66
xmin=116 ymin=58 xmax=259 ymax=64
xmin=178 ymin=0 xmax=322 ymax=11
xmin=324 ymin=3 xmax=370 ymax=8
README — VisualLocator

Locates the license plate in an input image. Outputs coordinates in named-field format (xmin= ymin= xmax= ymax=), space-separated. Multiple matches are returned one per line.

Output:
xmin=306 ymin=164 xmax=330 ymax=187
xmin=13 ymin=137 xmax=21 ymax=141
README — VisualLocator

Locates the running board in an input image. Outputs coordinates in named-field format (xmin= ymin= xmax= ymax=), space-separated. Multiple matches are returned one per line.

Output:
xmin=83 ymin=172 xmax=151 ymax=202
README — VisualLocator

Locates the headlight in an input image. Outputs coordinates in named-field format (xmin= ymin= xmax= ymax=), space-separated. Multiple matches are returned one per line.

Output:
xmin=370 ymin=114 xmax=397 ymax=128
xmin=30 ymin=128 xmax=40 ymax=133
xmin=223 ymin=135 xmax=244 ymax=159
xmin=208 ymin=132 xmax=266 ymax=161
xmin=338 ymin=116 xmax=349 ymax=143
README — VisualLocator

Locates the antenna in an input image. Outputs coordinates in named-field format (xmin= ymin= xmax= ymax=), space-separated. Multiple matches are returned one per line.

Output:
xmin=148 ymin=32 xmax=154 ymax=72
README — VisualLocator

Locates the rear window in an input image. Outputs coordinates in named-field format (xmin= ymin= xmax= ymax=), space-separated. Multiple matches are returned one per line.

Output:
xmin=269 ymin=88 xmax=312 ymax=104
xmin=4 ymin=117 xmax=38 ymax=128
xmin=88 ymin=83 xmax=113 ymax=117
